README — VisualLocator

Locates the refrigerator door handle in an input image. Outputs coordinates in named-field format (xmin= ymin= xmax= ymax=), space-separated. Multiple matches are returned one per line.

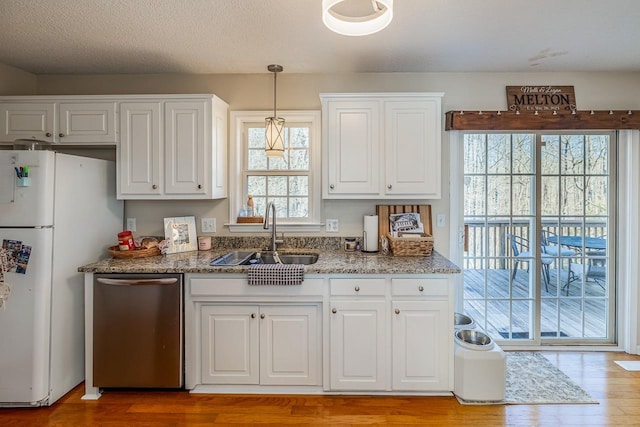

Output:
xmin=96 ymin=278 xmax=178 ymax=286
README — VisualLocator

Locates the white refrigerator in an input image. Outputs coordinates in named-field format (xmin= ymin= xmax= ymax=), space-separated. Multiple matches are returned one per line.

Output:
xmin=0 ymin=150 xmax=123 ymax=407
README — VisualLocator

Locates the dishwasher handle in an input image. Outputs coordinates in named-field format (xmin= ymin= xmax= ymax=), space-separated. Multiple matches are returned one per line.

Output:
xmin=96 ymin=277 xmax=178 ymax=286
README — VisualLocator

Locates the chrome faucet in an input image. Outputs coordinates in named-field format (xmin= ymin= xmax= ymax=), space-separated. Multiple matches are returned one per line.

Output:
xmin=263 ymin=202 xmax=283 ymax=252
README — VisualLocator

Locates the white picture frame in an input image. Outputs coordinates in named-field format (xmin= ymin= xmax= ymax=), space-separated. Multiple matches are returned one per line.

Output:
xmin=163 ymin=216 xmax=198 ymax=254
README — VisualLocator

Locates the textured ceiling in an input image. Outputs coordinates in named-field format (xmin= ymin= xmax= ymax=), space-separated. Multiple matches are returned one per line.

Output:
xmin=1 ymin=0 xmax=639 ymax=75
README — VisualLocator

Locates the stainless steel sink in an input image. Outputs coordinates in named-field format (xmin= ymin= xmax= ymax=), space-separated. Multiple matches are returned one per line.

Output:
xmin=258 ymin=253 xmax=319 ymax=265
xmin=210 ymin=251 xmax=256 ymax=266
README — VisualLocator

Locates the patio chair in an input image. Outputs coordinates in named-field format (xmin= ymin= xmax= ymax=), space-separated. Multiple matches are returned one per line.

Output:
xmin=507 ymin=233 xmax=555 ymax=292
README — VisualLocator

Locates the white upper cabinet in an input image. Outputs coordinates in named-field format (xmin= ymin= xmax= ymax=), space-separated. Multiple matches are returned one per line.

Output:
xmin=0 ymin=99 xmax=116 ymax=144
xmin=117 ymin=95 xmax=228 ymax=200
xmin=321 ymin=93 xmax=443 ymax=199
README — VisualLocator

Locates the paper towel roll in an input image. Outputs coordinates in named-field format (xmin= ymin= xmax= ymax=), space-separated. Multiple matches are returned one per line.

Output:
xmin=363 ymin=215 xmax=379 ymax=252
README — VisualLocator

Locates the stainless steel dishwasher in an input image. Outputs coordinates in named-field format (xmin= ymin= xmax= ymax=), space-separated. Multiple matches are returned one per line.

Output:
xmin=93 ymin=273 xmax=183 ymax=388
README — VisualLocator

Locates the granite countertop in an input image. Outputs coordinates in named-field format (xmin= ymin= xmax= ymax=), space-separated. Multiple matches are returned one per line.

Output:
xmin=78 ymin=248 xmax=461 ymax=275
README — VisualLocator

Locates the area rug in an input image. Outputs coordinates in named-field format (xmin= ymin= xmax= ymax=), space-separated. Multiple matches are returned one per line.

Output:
xmin=456 ymin=352 xmax=598 ymax=405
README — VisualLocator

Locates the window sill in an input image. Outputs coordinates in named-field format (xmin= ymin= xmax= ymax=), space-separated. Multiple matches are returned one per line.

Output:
xmin=226 ymin=223 xmax=323 ymax=233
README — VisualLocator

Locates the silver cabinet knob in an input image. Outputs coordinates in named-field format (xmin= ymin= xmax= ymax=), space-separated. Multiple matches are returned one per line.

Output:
xmin=260 ymin=313 xmax=265 ymax=319
xmin=152 ymin=184 xmax=157 ymax=189
xmin=395 ymin=309 xmax=400 ymax=314
xmin=332 ymin=308 xmax=337 ymax=314
xmin=354 ymin=286 xmax=360 ymax=292
xmin=251 ymin=313 xmax=256 ymax=319
xmin=45 ymin=132 xmax=52 ymax=137
xmin=330 ymin=184 xmax=335 ymax=189
xmin=387 ymin=184 xmax=392 ymax=189
xmin=59 ymin=133 xmax=65 ymax=138
xmin=418 ymin=286 xmax=424 ymax=292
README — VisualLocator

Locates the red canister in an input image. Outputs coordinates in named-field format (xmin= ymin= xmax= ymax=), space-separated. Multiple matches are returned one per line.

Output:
xmin=117 ymin=231 xmax=135 ymax=251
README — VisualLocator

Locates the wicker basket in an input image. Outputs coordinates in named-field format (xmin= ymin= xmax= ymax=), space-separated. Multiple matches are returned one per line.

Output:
xmin=387 ymin=233 xmax=434 ymax=256
xmin=108 ymin=246 xmax=161 ymax=259
xmin=237 ymin=216 xmax=264 ymax=224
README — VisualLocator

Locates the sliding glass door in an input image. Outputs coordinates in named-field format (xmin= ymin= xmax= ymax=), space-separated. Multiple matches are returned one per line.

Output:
xmin=462 ymin=132 xmax=615 ymax=344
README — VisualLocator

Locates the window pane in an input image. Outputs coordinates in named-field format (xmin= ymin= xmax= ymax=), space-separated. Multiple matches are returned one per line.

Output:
xmin=248 ymin=148 xmax=268 ymax=170
xmin=512 ymin=175 xmax=532 ymax=215
xmin=289 ymin=176 xmax=308 ymax=196
xmin=248 ymin=127 xmax=266 ymax=149
xmin=561 ymin=135 xmax=584 ymax=175
xmin=464 ymin=134 xmax=486 ymax=174
xmin=289 ymin=148 xmax=309 ymax=170
xmin=487 ymin=176 xmax=510 ymax=215
xmin=289 ymin=197 xmax=309 ymax=218
xmin=541 ymin=176 xmax=559 ymax=216
xmin=464 ymin=176 xmax=485 ymax=216
xmin=586 ymin=176 xmax=607 ymax=215
xmin=586 ymin=135 xmax=608 ymax=174
xmin=268 ymin=155 xmax=289 ymax=170
xmin=487 ymin=134 xmax=510 ymax=174
xmin=289 ymin=127 xmax=309 ymax=148
xmin=512 ymin=134 xmax=534 ymax=174
xmin=541 ymin=135 xmax=559 ymax=175
xmin=252 ymin=196 xmax=266 ymax=217
xmin=247 ymin=176 xmax=266 ymax=196
xmin=561 ymin=176 xmax=584 ymax=216
xmin=268 ymin=176 xmax=288 ymax=196
xmin=268 ymin=197 xmax=287 ymax=217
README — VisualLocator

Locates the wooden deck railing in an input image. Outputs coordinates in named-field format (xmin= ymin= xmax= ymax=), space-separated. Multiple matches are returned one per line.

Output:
xmin=464 ymin=219 xmax=607 ymax=269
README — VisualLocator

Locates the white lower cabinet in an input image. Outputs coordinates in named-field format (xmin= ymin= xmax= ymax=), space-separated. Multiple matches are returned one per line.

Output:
xmin=200 ymin=304 xmax=320 ymax=386
xmin=392 ymin=300 xmax=449 ymax=391
xmin=329 ymin=300 xmax=387 ymax=390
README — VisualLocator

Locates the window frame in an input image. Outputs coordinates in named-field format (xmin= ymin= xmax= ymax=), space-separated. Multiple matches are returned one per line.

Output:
xmin=228 ymin=110 xmax=322 ymax=232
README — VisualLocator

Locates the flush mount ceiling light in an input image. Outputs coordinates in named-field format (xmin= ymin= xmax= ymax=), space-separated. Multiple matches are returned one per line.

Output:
xmin=322 ymin=0 xmax=393 ymax=36
xmin=265 ymin=64 xmax=285 ymax=158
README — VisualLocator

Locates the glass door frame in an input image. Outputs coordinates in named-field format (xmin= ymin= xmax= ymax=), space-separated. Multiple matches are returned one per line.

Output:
xmin=452 ymin=130 xmax=617 ymax=347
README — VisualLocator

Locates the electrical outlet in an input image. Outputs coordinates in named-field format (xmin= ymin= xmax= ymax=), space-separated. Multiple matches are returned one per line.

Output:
xmin=126 ymin=218 xmax=136 ymax=232
xmin=437 ymin=214 xmax=446 ymax=228
xmin=201 ymin=217 xmax=216 ymax=233
xmin=326 ymin=219 xmax=339 ymax=232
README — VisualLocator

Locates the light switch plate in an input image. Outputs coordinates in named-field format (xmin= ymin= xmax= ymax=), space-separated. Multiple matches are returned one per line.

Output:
xmin=436 ymin=214 xmax=446 ymax=228
xmin=326 ymin=219 xmax=339 ymax=232
xmin=126 ymin=218 xmax=136 ymax=232
xmin=202 ymin=217 xmax=216 ymax=233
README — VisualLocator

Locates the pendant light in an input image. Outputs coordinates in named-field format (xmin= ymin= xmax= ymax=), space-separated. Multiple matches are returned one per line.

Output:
xmin=265 ymin=64 xmax=285 ymax=158
xmin=322 ymin=0 xmax=393 ymax=37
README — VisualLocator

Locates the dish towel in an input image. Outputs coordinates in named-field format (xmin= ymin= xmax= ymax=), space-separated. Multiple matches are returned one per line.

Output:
xmin=247 ymin=263 xmax=305 ymax=286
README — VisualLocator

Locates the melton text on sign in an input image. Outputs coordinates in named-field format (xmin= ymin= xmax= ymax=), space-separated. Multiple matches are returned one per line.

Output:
xmin=507 ymin=86 xmax=576 ymax=112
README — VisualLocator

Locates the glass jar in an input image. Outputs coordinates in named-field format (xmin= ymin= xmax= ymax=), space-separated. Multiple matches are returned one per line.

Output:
xmin=344 ymin=238 xmax=356 ymax=252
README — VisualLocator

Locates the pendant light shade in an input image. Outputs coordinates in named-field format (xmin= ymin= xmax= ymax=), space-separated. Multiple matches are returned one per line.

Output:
xmin=322 ymin=0 xmax=393 ymax=37
xmin=265 ymin=64 xmax=285 ymax=158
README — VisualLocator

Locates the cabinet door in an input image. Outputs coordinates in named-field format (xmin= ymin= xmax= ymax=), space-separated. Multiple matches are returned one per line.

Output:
xmin=324 ymin=100 xmax=380 ymax=197
xmin=200 ymin=305 xmax=259 ymax=385
xmin=165 ymin=101 xmax=207 ymax=196
xmin=0 ymin=102 xmax=55 ymax=143
xmin=259 ymin=305 xmax=320 ymax=385
xmin=385 ymin=99 xmax=441 ymax=198
xmin=392 ymin=300 xmax=449 ymax=391
xmin=118 ymin=102 xmax=162 ymax=197
xmin=58 ymin=102 xmax=116 ymax=144
xmin=330 ymin=300 xmax=387 ymax=390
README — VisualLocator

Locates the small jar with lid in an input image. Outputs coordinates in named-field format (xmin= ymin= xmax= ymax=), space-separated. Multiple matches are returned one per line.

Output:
xmin=117 ymin=231 xmax=135 ymax=251
xmin=344 ymin=238 xmax=356 ymax=252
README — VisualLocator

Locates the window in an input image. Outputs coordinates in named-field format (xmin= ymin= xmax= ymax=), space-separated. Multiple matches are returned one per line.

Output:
xmin=229 ymin=111 xmax=321 ymax=232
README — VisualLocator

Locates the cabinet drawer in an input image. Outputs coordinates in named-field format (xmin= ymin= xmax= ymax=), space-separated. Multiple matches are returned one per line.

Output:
xmin=391 ymin=278 xmax=449 ymax=297
xmin=190 ymin=277 xmax=325 ymax=296
xmin=330 ymin=278 xmax=386 ymax=296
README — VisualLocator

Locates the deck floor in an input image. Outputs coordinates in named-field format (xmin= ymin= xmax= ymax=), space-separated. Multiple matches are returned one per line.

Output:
xmin=463 ymin=266 xmax=609 ymax=340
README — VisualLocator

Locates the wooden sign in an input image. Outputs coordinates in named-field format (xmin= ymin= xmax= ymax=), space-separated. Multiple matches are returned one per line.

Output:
xmin=506 ymin=85 xmax=576 ymax=112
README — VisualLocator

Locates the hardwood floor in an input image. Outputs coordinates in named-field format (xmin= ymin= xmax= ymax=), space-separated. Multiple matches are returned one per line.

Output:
xmin=2 ymin=351 xmax=640 ymax=426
